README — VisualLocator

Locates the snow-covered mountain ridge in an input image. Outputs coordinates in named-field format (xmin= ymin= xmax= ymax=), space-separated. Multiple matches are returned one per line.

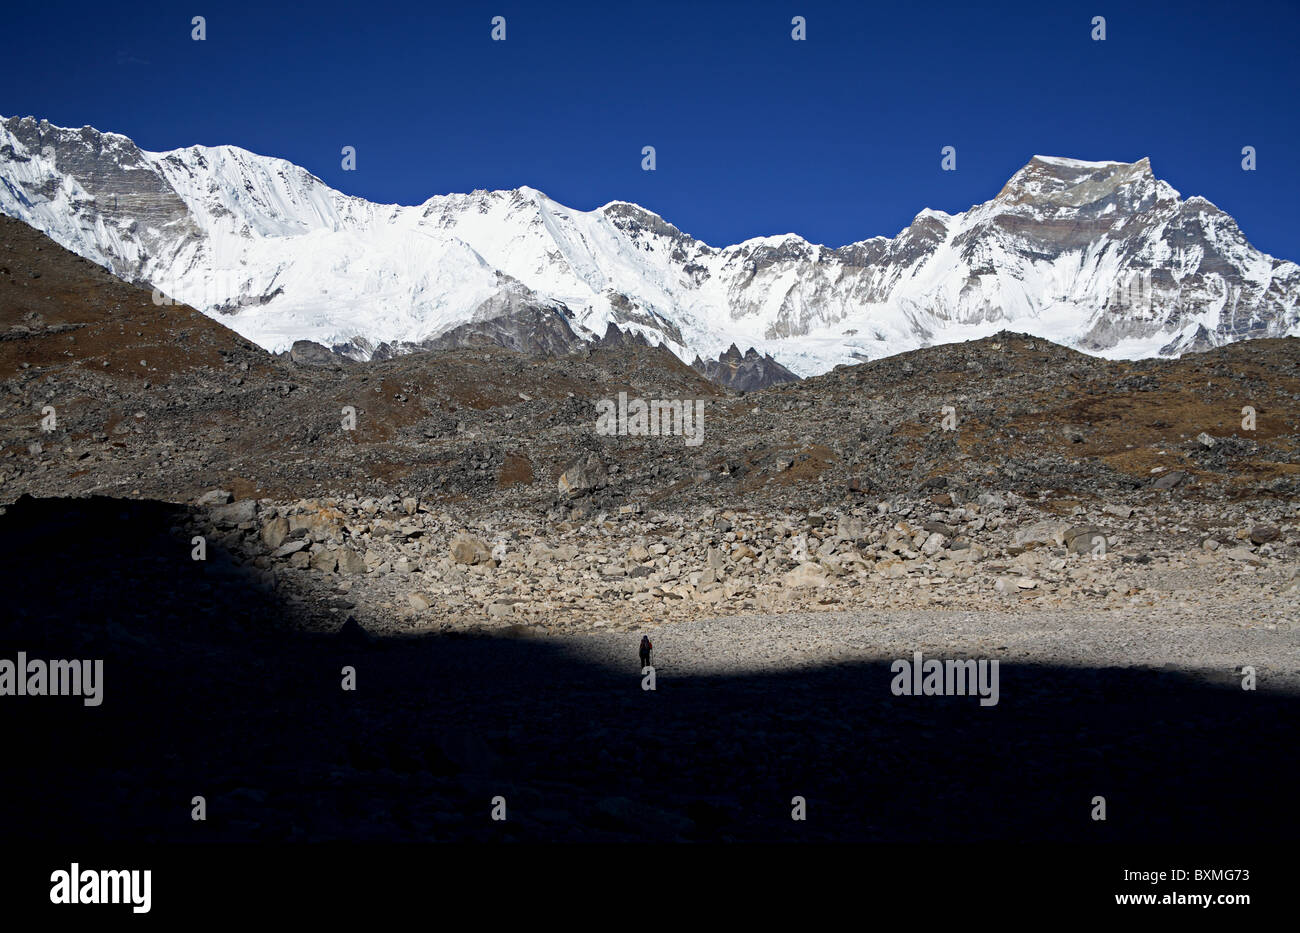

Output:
xmin=2 ymin=114 xmax=1297 ymax=376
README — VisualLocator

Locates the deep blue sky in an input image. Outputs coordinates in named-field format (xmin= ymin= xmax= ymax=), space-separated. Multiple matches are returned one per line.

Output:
xmin=5 ymin=0 xmax=1298 ymax=257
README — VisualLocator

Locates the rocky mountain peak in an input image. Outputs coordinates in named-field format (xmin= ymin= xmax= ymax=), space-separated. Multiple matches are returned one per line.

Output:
xmin=995 ymin=155 xmax=1160 ymax=209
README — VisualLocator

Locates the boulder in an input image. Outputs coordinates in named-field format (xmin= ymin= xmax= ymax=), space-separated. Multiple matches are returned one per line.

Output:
xmin=337 ymin=548 xmax=367 ymax=574
xmin=948 ymin=544 xmax=984 ymax=563
xmin=408 ymin=593 xmax=432 ymax=611
xmin=1064 ymin=525 xmax=1108 ymax=555
xmin=783 ymin=562 xmax=829 ymax=588
xmin=261 ymin=515 xmax=289 ymax=549
xmin=837 ymin=515 xmax=865 ymax=539
xmin=289 ymin=339 xmax=343 ymax=369
xmin=289 ymin=507 xmax=344 ymax=539
xmin=1013 ymin=520 xmax=1068 ymax=548
xmin=272 ymin=540 xmax=308 ymax=558
xmin=921 ymin=532 xmax=947 ymax=556
xmin=310 ymin=549 xmax=338 ymax=573
xmin=1152 ymin=470 xmax=1188 ymax=490
xmin=210 ymin=499 xmax=257 ymax=526
xmin=557 ymin=454 xmax=607 ymax=497
xmin=1221 ymin=547 xmax=1264 ymax=566
xmin=450 ymin=534 xmax=492 ymax=565
xmin=1249 ymin=526 xmax=1281 ymax=545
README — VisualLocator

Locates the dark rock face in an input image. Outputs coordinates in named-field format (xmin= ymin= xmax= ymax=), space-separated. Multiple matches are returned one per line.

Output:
xmin=595 ymin=321 xmax=651 ymax=349
xmin=336 ymin=316 xmax=775 ymax=393
xmin=288 ymin=339 xmax=346 ymax=368
xmin=0 ymin=116 xmax=201 ymax=281
xmin=336 ymin=305 xmax=587 ymax=361
xmin=692 ymin=344 xmax=801 ymax=391
xmin=420 ymin=305 xmax=585 ymax=357
xmin=602 ymin=290 xmax=685 ymax=346
xmin=1160 ymin=324 xmax=1216 ymax=356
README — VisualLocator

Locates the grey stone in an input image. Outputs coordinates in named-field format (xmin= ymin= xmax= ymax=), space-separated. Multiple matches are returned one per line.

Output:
xmin=337 ymin=548 xmax=367 ymax=574
xmin=310 ymin=549 xmax=338 ymax=573
xmin=1152 ymin=470 xmax=1188 ymax=490
xmin=1064 ymin=525 xmax=1108 ymax=555
xmin=1249 ymin=526 xmax=1281 ymax=545
xmin=1013 ymin=520 xmax=1068 ymax=548
xmin=272 ymin=540 xmax=308 ymax=558
xmin=210 ymin=499 xmax=257 ymax=525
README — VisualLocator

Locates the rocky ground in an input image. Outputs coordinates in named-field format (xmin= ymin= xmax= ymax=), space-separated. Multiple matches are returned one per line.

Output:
xmin=5 ymin=212 xmax=1300 ymax=517
xmin=2 ymin=214 xmax=1298 ymax=843
xmin=156 ymin=485 xmax=1300 ymax=640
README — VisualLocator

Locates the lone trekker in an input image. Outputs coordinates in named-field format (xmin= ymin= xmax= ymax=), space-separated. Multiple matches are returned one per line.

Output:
xmin=639 ymin=634 xmax=653 ymax=669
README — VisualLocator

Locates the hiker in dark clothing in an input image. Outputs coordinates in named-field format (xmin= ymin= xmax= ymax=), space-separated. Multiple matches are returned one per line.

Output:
xmin=639 ymin=634 xmax=653 ymax=669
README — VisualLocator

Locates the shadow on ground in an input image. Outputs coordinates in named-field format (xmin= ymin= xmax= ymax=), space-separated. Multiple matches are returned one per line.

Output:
xmin=1 ymin=496 xmax=1295 ymax=842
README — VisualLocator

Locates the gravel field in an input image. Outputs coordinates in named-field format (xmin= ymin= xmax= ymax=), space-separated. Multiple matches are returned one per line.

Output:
xmin=557 ymin=606 xmax=1300 ymax=691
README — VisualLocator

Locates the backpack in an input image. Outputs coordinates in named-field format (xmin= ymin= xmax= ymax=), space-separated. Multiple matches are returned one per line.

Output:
xmin=640 ymin=636 xmax=652 ymax=652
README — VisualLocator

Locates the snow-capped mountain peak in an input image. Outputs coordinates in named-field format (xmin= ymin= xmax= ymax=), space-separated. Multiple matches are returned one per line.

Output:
xmin=2 ymin=114 xmax=1296 ymax=375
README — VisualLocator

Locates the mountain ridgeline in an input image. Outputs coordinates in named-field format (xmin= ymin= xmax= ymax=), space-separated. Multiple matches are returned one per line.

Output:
xmin=2 ymin=115 xmax=1297 ymax=388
